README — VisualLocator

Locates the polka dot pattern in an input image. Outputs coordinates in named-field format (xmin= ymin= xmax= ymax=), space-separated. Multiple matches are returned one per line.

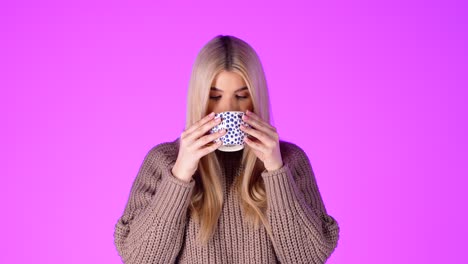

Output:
xmin=210 ymin=111 xmax=250 ymax=150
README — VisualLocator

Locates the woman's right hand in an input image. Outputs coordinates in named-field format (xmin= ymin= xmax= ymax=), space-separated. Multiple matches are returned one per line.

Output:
xmin=171 ymin=112 xmax=226 ymax=183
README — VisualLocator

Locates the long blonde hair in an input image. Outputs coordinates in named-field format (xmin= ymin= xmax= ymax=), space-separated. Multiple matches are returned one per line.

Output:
xmin=184 ymin=35 xmax=274 ymax=246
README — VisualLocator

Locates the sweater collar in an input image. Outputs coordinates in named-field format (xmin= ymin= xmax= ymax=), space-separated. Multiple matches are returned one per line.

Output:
xmin=215 ymin=148 xmax=244 ymax=160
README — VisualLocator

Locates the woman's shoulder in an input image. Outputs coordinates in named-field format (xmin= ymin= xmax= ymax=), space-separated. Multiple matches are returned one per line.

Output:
xmin=279 ymin=139 xmax=308 ymax=157
xmin=278 ymin=139 xmax=311 ymax=167
xmin=145 ymin=137 xmax=180 ymax=164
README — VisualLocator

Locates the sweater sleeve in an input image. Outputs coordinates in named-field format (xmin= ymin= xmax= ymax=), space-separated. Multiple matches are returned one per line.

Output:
xmin=261 ymin=145 xmax=340 ymax=264
xmin=113 ymin=146 xmax=195 ymax=264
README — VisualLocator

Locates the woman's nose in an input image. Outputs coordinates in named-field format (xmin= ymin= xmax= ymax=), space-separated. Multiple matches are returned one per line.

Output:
xmin=219 ymin=101 xmax=240 ymax=112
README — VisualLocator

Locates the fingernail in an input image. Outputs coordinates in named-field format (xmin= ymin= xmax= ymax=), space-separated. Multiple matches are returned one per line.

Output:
xmin=210 ymin=112 xmax=215 ymax=117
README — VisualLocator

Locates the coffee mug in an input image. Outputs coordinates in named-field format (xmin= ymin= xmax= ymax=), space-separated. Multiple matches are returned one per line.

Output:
xmin=210 ymin=111 xmax=251 ymax=152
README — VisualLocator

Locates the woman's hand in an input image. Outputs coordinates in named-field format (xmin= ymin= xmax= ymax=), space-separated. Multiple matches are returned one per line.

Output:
xmin=240 ymin=110 xmax=283 ymax=172
xmin=172 ymin=112 xmax=227 ymax=182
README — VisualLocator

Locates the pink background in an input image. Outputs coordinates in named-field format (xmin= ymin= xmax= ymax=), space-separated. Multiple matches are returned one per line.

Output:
xmin=2 ymin=0 xmax=467 ymax=263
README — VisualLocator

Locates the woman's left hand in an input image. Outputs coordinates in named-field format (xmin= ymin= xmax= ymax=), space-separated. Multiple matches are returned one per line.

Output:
xmin=240 ymin=110 xmax=284 ymax=172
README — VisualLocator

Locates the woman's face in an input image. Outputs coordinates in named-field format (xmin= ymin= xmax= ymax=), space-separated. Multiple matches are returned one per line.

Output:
xmin=207 ymin=70 xmax=254 ymax=114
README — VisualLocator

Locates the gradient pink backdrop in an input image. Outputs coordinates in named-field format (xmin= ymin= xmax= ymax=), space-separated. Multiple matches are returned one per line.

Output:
xmin=2 ymin=0 xmax=467 ymax=263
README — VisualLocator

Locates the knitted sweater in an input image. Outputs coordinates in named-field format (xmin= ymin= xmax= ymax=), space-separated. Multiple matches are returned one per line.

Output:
xmin=113 ymin=138 xmax=340 ymax=263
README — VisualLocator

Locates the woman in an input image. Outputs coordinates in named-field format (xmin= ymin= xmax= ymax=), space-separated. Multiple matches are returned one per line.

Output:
xmin=113 ymin=35 xmax=340 ymax=263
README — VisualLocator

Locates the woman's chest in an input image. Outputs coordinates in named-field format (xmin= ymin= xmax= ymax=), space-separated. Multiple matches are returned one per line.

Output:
xmin=176 ymin=190 xmax=279 ymax=263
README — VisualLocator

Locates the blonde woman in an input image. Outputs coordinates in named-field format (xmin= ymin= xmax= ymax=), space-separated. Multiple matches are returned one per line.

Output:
xmin=113 ymin=35 xmax=340 ymax=263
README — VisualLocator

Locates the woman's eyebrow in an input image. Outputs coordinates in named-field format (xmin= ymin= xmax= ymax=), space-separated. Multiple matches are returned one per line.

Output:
xmin=210 ymin=87 xmax=248 ymax=92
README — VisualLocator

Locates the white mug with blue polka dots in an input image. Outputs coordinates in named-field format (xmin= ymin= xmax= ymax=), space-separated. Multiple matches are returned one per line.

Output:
xmin=210 ymin=111 xmax=251 ymax=152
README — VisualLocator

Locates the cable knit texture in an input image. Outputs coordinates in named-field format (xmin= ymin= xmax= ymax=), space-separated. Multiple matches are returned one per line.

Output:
xmin=114 ymin=137 xmax=340 ymax=263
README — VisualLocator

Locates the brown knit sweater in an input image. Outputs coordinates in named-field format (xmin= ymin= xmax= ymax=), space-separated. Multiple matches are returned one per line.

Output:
xmin=113 ymin=138 xmax=339 ymax=263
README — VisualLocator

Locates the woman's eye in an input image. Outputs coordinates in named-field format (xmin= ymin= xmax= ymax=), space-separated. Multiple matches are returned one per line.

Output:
xmin=209 ymin=96 xmax=248 ymax=100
